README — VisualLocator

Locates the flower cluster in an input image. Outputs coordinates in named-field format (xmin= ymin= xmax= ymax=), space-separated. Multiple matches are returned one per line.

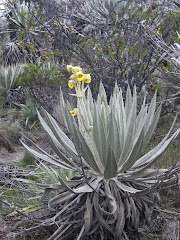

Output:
xmin=157 ymin=27 xmax=161 ymax=34
xmin=67 ymin=65 xmax=91 ymax=98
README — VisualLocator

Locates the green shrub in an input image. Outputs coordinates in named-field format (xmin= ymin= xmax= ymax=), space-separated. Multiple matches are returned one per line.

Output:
xmin=17 ymin=62 xmax=65 ymax=87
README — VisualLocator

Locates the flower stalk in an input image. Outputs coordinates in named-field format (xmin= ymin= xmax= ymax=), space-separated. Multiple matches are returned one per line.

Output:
xmin=67 ymin=65 xmax=91 ymax=98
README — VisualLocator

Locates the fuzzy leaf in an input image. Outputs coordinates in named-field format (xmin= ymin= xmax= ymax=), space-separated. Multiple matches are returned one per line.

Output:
xmin=21 ymin=140 xmax=74 ymax=170
xmin=93 ymin=106 xmax=107 ymax=165
xmin=104 ymin=146 xmax=117 ymax=179
xmin=84 ymin=195 xmax=93 ymax=234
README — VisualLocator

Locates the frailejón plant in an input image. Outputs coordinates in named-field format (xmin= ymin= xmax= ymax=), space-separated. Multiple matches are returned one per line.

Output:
xmin=13 ymin=97 xmax=39 ymax=129
xmin=22 ymin=65 xmax=180 ymax=240
xmin=0 ymin=64 xmax=23 ymax=98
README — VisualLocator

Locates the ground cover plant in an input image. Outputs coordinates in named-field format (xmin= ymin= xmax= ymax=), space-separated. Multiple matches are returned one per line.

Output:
xmin=22 ymin=65 xmax=180 ymax=240
xmin=13 ymin=97 xmax=39 ymax=129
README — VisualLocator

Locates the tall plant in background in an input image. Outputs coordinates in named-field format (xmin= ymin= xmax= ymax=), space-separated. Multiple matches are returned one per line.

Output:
xmin=145 ymin=30 xmax=180 ymax=96
xmin=0 ymin=64 xmax=23 ymax=104
xmin=2 ymin=0 xmax=178 ymax=95
xmin=22 ymin=65 xmax=180 ymax=240
xmin=1 ymin=0 xmax=53 ymax=65
xmin=31 ymin=0 xmax=179 ymax=96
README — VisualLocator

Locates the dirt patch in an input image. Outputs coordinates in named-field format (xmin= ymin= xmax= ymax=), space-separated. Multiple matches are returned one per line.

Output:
xmin=0 ymin=146 xmax=25 ymax=164
xmin=0 ymin=117 xmax=24 ymax=164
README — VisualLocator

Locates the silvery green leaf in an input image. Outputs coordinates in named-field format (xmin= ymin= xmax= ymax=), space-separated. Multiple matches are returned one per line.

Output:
xmin=97 ymin=82 xmax=108 ymax=109
xmin=136 ymin=96 xmax=147 ymax=126
xmin=114 ymin=178 xmax=141 ymax=193
xmin=39 ymin=108 xmax=77 ymax=154
xmin=124 ymin=168 xmax=167 ymax=180
xmin=93 ymin=106 xmax=108 ymax=165
xmin=145 ymin=91 xmax=157 ymax=131
xmin=119 ymin=128 xmax=144 ymax=173
xmin=133 ymin=117 xmax=179 ymax=169
xmin=58 ymin=175 xmax=75 ymax=194
xmin=101 ymin=101 xmax=109 ymax=135
xmin=87 ymin=87 xmax=94 ymax=114
xmin=104 ymin=181 xmax=117 ymax=214
xmin=72 ymin=124 xmax=102 ymax=173
xmin=129 ymin=197 xmax=140 ymax=230
xmin=115 ymin=195 xmax=125 ymax=238
xmin=93 ymin=192 xmax=115 ymax=235
xmin=21 ymin=140 xmax=73 ymax=170
xmin=40 ymin=163 xmax=59 ymax=183
xmin=116 ymin=87 xmax=126 ymax=150
xmin=84 ymin=195 xmax=93 ymax=234
xmin=104 ymin=146 xmax=117 ymax=178
xmin=37 ymin=109 xmax=80 ymax=164
xmin=108 ymin=111 xmax=121 ymax=162
xmin=64 ymin=106 xmax=77 ymax=138
xmin=46 ymin=135 xmax=77 ymax=169
xmin=77 ymin=97 xmax=91 ymax=129
xmin=77 ymin=114 xmax=105 ymax=172
xmin=118 ymin=91 xmax=136 ymax=166
xmin=143 ymin=202 xmax=151 ymax=225
xmin=74 ymin=177 xmax=102 ymax=193
xmin=125 ymin=85 xmax=132 ymax=118
xmin=48 ymin=192 xmax=76 ymax=209
xmin=131 ymin=128 xmax=180 ymax=175
xmin=143 ymin=104 xmax=162 ymax=148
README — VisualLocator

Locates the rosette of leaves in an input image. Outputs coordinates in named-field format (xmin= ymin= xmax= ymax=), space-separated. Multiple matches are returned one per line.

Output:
xmin=72 ymin=0 xmax=135 ymax=29
xmin=14 ymin=97 xmax=39 ymax=129
xmin=22 ymin=83 xmax=180 ymax=240
xmin=0 ymin=64 xmax=23 ymax=102
xmin=2 ymin=42 xmax=22 ymax=66
xmin=4 ymin=0 xmax=50 ymax=64
xmin=5 ymin=0 xmax=41 ymax=43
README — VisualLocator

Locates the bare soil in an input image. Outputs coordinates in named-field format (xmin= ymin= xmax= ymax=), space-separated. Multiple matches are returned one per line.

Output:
xmin=0 ymin=146 xmax=25 ymax=164
xmin=0 ymin=118 xmax=25 ymax=164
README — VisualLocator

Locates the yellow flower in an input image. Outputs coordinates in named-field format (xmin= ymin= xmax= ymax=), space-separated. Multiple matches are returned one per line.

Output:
xmin=70 ymin=108 xmax=79 ymax=116
xmin=84 ymin=74 xmax=91 ymax=84
xmin=157 ymin=27 xmax=160 ymax=34
xmin=67 ymin=65 xmax=73 ymax=72
xmin=70 ymin=74 xmax=77 ymax=81
xmin=68 ymin=80 xmax=76 ymax=89
xmin=70 ymin=72 xmax=85 ymax=81
xmin=67 ymin=64 xmax=91 ymax=98
xmin=72 ymin=66 xmax=82 ymax=73
xmin=76 ymin=71 xmax=85 ymax=81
